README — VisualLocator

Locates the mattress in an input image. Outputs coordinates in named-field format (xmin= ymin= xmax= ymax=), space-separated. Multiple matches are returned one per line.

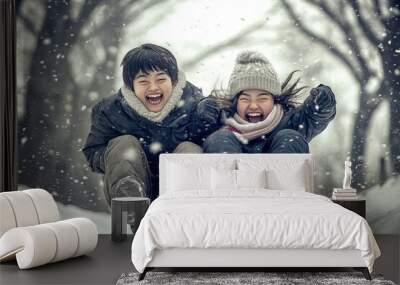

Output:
xmin=131 ymin=190 xmax=380 ymax=273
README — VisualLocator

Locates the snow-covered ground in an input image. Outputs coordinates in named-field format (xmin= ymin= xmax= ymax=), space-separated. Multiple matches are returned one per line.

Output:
xmin=57 ymin=202 xmax=133 ymax=235
xmin=359 ymin=177 xmax=400 ymax=234
xmin=57 ymin=202 xmax=111 ymax=234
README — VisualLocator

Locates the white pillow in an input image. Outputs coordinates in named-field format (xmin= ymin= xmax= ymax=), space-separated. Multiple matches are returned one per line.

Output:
xmin=236 ymin=169 xmax=267 ymax=189
xmin=238 ymin=159 xmax=308 ymax=192
xmin=211 ymin=168 xmax=236 ymax=191
xmin=266 ymin=165 xmax=306 ymax=191
xmin=211 ymin=169 xmax=267 ymax=191
xmin=167 ymin=163 xmax=211 ymax=191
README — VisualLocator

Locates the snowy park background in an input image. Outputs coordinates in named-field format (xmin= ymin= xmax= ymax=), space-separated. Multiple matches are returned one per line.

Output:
xmin=16 ymin=0 xmax=400 ymax=233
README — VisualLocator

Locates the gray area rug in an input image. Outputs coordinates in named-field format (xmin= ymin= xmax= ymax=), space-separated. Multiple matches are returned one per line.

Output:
xmin=116 ymin=271 xmax=396 ymax=285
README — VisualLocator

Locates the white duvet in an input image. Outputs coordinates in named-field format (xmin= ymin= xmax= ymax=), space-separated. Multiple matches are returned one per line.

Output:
xmin=131 ymin=190 xmax=380 ymax=273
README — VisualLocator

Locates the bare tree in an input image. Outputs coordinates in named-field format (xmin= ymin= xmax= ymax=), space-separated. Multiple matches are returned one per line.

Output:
xmin=18 ymin=0 xmax=108 ymax=206
xmin=182 ymin=20 xmax=268 ymax=70
xmin=281 ymin=0 xmax=400 ymax=189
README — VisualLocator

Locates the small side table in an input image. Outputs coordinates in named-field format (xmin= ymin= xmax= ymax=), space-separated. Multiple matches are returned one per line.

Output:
xmin=332 ymin=199 xmax=366 ymax=218
xmin=111 ymin=197 xmax=150 ymax=242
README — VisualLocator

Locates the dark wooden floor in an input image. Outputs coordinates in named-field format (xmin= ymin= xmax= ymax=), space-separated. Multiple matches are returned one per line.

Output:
xmin=0 ymin=235 xmax=134 ymax=285
xmin=0 ymin=235 xmax=399 ymax=285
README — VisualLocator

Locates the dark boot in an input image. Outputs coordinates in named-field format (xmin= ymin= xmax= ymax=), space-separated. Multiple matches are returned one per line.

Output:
xmin=103 ymin=135 xmax=151 ymax=205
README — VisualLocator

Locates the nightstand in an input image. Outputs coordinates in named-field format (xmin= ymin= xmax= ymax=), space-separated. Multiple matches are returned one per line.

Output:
xmin=332 ymin=199 xmax=366 ymax=218
xmin=111 ymin=197 xmax=150 ymax=242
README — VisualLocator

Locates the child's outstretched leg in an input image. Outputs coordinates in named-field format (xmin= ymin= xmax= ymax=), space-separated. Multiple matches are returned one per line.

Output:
xmin=203 ymin=129 xmax=243 ymax=153
xmin=103 ymin=135 xmax=151 ymax=205
xmin=267 ymin=129 xmax=309 ymax=153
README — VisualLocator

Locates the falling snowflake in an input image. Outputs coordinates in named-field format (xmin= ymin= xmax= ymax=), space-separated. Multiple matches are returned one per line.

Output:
xmin=108 ymin=46 xmax=118 ymax=54
xmin=89 ymin=91 xmax=99 ymax=101
xmin=149 ymin=142 xmax=162 ymax=154
xmin=123 ymin=148 xmax=138 ymax=160
xmin=177 ymin=100 xmax=185 ymax=107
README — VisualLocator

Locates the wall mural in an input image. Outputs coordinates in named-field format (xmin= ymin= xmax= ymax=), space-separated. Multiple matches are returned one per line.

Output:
xmin=16 ymin=0 xmax=400 ymax=233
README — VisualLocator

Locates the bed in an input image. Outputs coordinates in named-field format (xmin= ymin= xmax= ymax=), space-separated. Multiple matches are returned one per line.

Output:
xmin=131 ymin=154 xmax=380 ymax=280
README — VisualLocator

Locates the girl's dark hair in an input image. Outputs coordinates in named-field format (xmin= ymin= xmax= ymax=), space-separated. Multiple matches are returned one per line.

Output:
xmin=210 ymin=70 xmax=308 ymax=116
xmin=121 ymin=43 xmax=178 ymax=90
xmin=274 ymin=70 xmax=308 ymax=109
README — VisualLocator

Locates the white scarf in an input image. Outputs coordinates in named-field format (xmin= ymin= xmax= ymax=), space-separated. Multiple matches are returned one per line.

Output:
xmin=224 ymin=104 xmax=284 ymax=144
xmin=120 ymin=71 xmax=186 ymax=123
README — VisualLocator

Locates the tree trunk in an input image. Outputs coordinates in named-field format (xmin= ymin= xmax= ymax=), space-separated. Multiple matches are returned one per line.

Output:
xmin=388 ymin=85 xmax=400 ymax=176
xmin=350 ymin=89 xmax=380 ymax=190
xmin=383 ymin=6 xmax=400 ymax=176
xmin=18 ymin=1 xmax=97 ymax=207
xmin=66 ymin=8 xmax=125 ymax=210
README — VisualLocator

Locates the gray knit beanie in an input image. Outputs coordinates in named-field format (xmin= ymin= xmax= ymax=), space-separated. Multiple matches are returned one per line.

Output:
xmin=228 ymin=51 xmax=281 ymax=99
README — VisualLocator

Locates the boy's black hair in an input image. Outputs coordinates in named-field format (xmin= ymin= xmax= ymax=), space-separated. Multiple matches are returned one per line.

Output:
xmin=121 ymin=43 xmax=178 ymax=90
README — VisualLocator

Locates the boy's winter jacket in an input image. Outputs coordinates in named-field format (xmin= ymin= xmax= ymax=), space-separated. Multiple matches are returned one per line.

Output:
xmin=83 ymin=81 xmax=219 ymax=176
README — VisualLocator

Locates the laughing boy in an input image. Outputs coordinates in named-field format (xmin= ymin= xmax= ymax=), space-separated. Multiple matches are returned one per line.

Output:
xmin=83 ymin=44 xmax=219 ymax=204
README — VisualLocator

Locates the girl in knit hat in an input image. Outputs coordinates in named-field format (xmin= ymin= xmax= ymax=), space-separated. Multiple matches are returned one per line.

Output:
xmin=203 ymin=50 xmax=336 ymax=153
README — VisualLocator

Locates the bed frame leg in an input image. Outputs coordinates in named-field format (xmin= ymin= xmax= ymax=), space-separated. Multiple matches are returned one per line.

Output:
xmin=138 ymin=268 xmax=148 ymax=281
xmin=354 ymin=267 xmax=371 ymax=280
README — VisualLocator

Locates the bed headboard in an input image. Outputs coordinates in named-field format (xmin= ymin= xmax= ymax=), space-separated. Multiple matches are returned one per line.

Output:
xmin=159 ymin=153 xmax=314 ymax=195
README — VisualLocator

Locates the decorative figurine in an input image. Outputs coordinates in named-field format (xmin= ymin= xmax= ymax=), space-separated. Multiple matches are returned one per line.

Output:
xmin=343 ymin=160 xmax=353 ymax=189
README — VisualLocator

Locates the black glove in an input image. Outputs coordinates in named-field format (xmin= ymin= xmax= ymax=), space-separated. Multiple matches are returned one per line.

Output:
xmin=196 ymin=97 xmax=220 ymax=125
xmin=169 ymin=113 xmax=190 ymax=141
xmin=309 ymin=84 xmax=336 ymax=112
